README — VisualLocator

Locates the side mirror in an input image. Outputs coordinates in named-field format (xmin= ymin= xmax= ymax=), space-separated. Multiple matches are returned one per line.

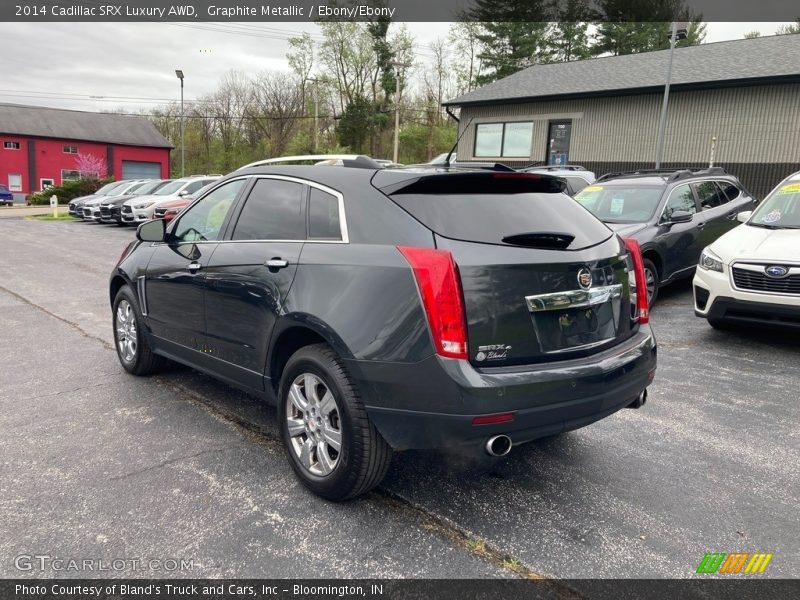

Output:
xmin=137 ymin=218 xmax=166 ymax=243
xmin=669 ymin=210 xmax=694 ymax=224
xmin=178 ymin=190 xmax=189 ymax=197
xmin=737 ymin=211 xmax=753 ymax=224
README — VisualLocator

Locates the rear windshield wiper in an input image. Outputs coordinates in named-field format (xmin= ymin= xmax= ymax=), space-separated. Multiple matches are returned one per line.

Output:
xmin=502 ymin=232 xmax=575 ymax=249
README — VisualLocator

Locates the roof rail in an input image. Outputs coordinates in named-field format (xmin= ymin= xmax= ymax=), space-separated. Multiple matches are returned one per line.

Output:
xmin=524 ymin=165 xmax=588 ymax=172
xmin=236 ymin=154 xmax=382 ymax=171
xmin=597 ymin=166 xmax=728 ymax=182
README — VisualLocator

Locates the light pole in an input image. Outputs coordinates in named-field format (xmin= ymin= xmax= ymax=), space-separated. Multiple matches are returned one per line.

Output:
xmin=654 ymin=23 xmax=687 ymax=168
xmin=306 ymin=78 xmax=319 ymax=153
xmin=391 ymin=61 xmax=411 ymax=164
xmin=175 ymin=69 xmax=185 ymax=177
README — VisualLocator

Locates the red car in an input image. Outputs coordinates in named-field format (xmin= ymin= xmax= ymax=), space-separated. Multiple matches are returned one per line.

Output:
xmin=153 ymin=196 xmax=191 ymax=222
xmin=153 ymin=182 xmax=217 ymax=222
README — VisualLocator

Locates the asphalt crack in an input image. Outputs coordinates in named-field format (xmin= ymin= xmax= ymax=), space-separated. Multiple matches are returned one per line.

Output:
xmin=108 ymin=447 xmax=239 ymax=481
xmin=0 ymin=284 xmax=114 ymax=350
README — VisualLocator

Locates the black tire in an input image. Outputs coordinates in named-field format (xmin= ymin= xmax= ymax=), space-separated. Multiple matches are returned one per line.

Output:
xmin=277 ymin=343 xmax=392 ymax=501
xmin=112 ymin=285 xmax=166 ymax=375
xmin=643 ymin=257 xmax=660 ymax=307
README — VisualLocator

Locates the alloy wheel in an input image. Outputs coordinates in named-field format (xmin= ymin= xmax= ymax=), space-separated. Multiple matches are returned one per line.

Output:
xmin=115 ymin=300 xmax=138 ymax=362
xmin=645 ymin=268 xmax=656 ymax=303
xmin=286 ymin=373 xmax=342 ymax=477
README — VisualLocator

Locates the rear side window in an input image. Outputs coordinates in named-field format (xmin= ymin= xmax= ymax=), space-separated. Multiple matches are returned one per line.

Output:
xmin=232 ymin=179 xmax=305 ymax=241
xmin=695 ymin=181 xmax=728 ymax=209
xmin=308 ymin=188 xmax=341 ymax=240
xmin=391 ymin=186 xmax=612 ymax=250
xmin=718 ymin=181 xmax=741 ymax=202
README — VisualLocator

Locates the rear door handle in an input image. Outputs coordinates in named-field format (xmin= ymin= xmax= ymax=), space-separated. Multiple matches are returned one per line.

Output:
xmin=266 ymin=258 xmax=289 ymax=269
xmin=726 ymin=211 xmax=737 ymax=220
xmin=696 ymin=222 xmax=705 ymax=230
xmin=187 ymin=262 xmax=202 ymax=271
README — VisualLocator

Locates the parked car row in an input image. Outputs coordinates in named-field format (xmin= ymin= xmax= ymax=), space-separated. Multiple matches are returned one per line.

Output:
xmin=68 ymin=176 xmax=220 ymax=226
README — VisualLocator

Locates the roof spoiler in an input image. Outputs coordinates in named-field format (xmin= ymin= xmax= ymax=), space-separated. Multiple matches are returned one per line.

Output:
xmin=236 ymin=154 xmax=382 ymax=171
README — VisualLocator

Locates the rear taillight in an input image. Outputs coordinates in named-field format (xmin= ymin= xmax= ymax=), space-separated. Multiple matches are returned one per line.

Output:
xmin=624 ymin=238 xmax=649 ymax=325
xmin=397 ymin=246 xmax=468 ymax=360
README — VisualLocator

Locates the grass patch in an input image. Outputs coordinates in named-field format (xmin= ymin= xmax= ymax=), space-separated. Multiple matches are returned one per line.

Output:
xmin=27 ymin=213 xmax=78 ymax=221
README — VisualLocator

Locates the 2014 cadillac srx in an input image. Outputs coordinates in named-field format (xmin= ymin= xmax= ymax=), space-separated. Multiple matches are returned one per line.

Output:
xmin=110 ymin=158 xmax=657 ymax=500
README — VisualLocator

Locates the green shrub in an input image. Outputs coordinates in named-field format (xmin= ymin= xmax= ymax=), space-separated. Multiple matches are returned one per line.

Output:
xmin=28 ymin=177 xmax=115 ymax=205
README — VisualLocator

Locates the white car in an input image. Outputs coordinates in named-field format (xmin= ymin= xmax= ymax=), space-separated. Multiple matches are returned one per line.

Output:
xmin=121 ymin=176 xmax=219 ymax=224
xmin=693 ymin=171 xmax=800 ymax=329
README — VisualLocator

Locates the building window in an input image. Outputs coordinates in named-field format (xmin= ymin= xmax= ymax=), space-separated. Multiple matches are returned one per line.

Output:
xmin=61 ymin=169 xmax=80 ymax=182
xmin=63 ymin=145 xmax=78 ymax=154
xmin=474 ymin=122 xmax=533 ymax=158
xmin=4 ymin=141 xmax=20 ymax=150
xmin=547 ymin=121 xmax=572 ymax=165
xmin=8 ymin=174 xmax=22 ymax=192
xmin=40 ymin=179 xmax=55 ymax=191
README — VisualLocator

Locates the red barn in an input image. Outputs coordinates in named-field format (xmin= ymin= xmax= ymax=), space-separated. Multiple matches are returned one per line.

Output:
xmin=0 ymin=103 xmax=172 ymax=201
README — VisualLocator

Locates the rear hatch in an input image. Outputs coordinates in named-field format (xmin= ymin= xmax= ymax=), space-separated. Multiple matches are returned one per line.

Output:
xmin=376 ymin=171 xmax=637 ymax=367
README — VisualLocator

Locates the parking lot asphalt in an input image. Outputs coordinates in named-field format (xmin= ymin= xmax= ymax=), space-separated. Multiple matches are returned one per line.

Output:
xmin=0 ymin=217 xmax=797 ymax=580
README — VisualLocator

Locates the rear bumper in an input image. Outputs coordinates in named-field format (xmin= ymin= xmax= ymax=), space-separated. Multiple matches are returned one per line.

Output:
xmin=348 ymin=326 xmax=657 ymax=451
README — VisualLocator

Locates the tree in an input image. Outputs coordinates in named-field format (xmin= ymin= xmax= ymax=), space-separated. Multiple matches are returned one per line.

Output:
xmin=336 ymin=95 xmax=377 ymax=153
xmin=592 ymin=0 xmax=705 ymax=56
xmin=75 ymin=153 xmax=107 ymax=178
xmin=775 ymin=19 xmax=800 ymax=35
xmin=546 ymin=0 xmax=593 ymax=62
xmin=469 ymin=0 xmax=553 ymax=85
xmin=448 ymin=21 xmax=484 ymax=94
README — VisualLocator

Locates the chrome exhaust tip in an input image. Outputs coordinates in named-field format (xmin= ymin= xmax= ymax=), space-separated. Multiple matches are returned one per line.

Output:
xmin=626 ymin=389 xmax=648 ymax=409
xmin=485 ymin=435 xmax=512 ymax=457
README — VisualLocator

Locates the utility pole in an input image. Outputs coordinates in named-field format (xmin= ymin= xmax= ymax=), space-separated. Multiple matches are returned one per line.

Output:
xmin=306 ymin=78 xmax=319 ymax=153
xmin=391 ymin=61 xmax=411 ymax=164
xmin=654 ymin=23 xmax=687 ymax=169
xmin=175 ymin=69 xmax=185 ymax=177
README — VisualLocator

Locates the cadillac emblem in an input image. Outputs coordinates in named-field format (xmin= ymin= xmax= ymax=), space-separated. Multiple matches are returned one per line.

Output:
xmin=577 ymin=268 xmax=592 ymax=290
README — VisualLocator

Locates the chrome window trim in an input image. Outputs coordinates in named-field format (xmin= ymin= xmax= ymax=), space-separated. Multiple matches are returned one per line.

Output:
xmin=231 ymin=174 xmax=349 ymax=244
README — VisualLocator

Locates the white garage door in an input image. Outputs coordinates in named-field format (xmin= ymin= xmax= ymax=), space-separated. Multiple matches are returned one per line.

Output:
xmin=122 ymin=161 xmax=162 ymax=180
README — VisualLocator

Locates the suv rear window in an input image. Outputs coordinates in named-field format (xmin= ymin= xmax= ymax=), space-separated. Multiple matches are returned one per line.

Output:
xmin=390 ymin=178 xmax=612 ymax=250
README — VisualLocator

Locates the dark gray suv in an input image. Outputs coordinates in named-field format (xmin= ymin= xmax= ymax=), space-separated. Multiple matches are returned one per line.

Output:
xmin=575 ymin=168 xmax=756 ymax=304
xmin=109 ymin=159 xmax=657 ymax=500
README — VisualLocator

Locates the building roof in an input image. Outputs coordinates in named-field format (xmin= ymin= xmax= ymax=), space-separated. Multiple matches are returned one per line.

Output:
xmin=0 ymin=103 xmax=172 ymax=148
xmin=444 ymin=34 xmax=800 ymax=107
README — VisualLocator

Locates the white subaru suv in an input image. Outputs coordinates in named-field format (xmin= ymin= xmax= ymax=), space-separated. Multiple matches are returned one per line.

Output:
xmin=693 ymin=171 xmax=800 ymax=329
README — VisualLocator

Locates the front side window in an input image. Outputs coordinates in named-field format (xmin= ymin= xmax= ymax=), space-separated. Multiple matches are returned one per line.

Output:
xmin=172 ymin=179 xmax=245 ymax=243
xmin=474 ymin=122 xmax=533 ymax=158
xmin=662 ymin=184 xmax=697 ymax=221
xmin=232 ymin=179 xmax=305 ymax=241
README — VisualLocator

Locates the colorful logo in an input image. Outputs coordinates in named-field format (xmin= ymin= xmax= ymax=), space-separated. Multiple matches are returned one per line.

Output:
xmin=696 ymin=552 xmax=773 ymax=574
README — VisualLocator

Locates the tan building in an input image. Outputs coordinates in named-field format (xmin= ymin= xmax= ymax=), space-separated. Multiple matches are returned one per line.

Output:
xmin=443 ymin=34 xmax=800 ymax=198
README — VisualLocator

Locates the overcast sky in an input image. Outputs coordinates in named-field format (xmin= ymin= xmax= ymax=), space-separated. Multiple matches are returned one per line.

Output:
xmin=0 ymin=22 xmax=792 ymax=113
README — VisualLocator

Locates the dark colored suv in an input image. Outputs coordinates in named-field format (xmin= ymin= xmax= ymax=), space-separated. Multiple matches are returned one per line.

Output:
xmin=574 ymin=168 xmax=756 ymax=304
xmin=109 ymin=159 xmax=657 ymax=500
